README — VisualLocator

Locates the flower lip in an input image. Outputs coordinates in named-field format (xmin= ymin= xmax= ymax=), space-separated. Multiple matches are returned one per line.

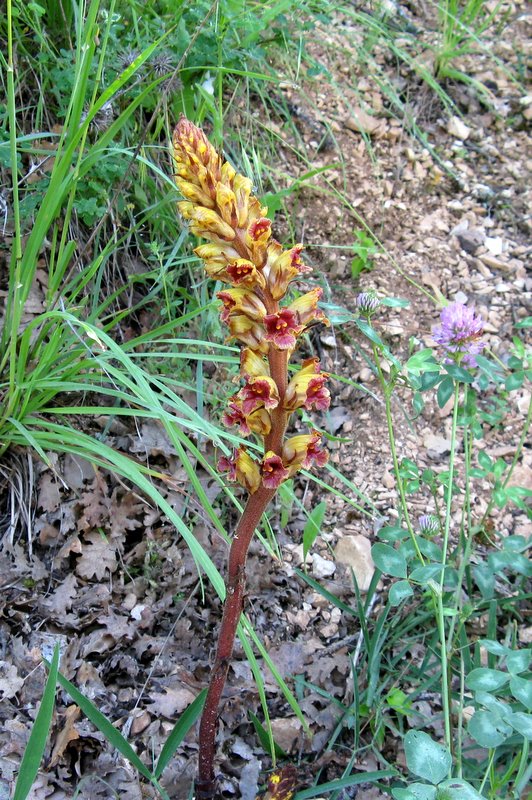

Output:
xmin=240 ymin=376 xmax=280 ymax=415
xmin=225 ymin=259 xmax=266 ymax=289
xmin=264 ymin=308 xmax=304 ymax=350
xmin=261 ymin=451 xmax=290 ymax=489
xmin=249 ymin=217 xmax=271 ymax=241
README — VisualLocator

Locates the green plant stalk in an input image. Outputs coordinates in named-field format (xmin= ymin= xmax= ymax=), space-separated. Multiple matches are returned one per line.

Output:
xmin=436 ymin=379 xmax=461 ymax=759
xmin=446 ymin=423 xmax=473 ymax=654
xmin=456 ymin=655 xmax=465 ymax=778
xmin=371 ymin=343 xmax=424 ymax=564
xmin=434 ymin=591 xmax=452 ymax=765
xmin=5 ymin=0 xmax=23 ymax=406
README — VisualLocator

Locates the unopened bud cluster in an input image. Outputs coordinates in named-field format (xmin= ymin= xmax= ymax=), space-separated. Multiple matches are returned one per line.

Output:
xmin=172 ymin=118 xmax=330 ymax=493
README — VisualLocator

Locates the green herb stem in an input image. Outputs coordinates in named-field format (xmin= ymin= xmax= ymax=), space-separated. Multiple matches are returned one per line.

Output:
xmin=372 ymin=343 xmax=424 ymax=565
xmin=437 ymin=379 xmax=461 ymax=760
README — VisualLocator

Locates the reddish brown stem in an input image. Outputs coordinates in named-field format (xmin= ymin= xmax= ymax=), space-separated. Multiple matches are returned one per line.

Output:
xmin=195 ymin=484 xmax=276 ymax=797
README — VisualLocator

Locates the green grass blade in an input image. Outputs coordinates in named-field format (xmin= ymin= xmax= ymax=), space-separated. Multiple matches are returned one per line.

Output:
xmin=154 ymin=689 xmax=207 ymax=779
xmin=240 ymin=626 xmax=278 ymax=765
xmin=54 ymin=669 xmax=157 ymax=786
xmin=13 ymin=644 xmax=60 ymax=800
xmin=295 ymin=567 xmax=358 ymax=618
xmin=303 ymin=500 xmax=327 ymax=562
xmin=241 ymin=617 xmax=310 ymax=734
xmin=248 ymin=711 xmax=287 ymax=759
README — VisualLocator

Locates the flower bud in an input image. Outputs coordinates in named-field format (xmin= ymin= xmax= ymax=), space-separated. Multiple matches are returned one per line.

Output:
xmin=179 ymin=205 xmax=236 ymax=242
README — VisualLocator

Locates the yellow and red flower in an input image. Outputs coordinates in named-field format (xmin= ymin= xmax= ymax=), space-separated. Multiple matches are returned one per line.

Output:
xmin=262 ymin=451 xmax=290 ymax=489
xmin=173 ymin=118 xmax=331 ymax=495
xmin=222 ymin=397 xmax=271 ymax=436
xmin=284 ymin=358 xmax=330 ymax=412
xmin=266 ymin=244 xmax=312 ymax=300
xmin=264 ymin=308 xmax=305 ymax=350
xmin=216 ymin=287 xmax=266 ymax=323
xmin=288 ymin=287 xmax=330 ymax=327
xmin=282 ymin=431 xmax=329 ymax=474
xmin=226 ymin=258 xmax=266 ymax=288
xmin=218 ymin=447 xmax=261 ymax=494
xmin=226 ymin=314 xmax=268 ymax=353
xmin=240 ymin=348 xmax=270 ymax=380
xmin=240 ymin=376 xmax=280 ymax=415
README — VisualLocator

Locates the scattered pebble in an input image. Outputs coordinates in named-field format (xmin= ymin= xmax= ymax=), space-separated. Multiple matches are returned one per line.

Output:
xmin=334 ymin=535 xmax=375 ymax=591
xmin=447 ymin=116 xmax=471 ymax=140
xmin=312 ymin=552 xmax=336 ymax=578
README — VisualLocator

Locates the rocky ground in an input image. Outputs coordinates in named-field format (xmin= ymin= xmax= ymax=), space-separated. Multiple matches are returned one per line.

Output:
xmin=0 ymin=3 xmax=530 ymax=799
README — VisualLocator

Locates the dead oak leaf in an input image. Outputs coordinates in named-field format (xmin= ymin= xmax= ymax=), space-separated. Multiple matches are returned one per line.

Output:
xmin=109 ymin=490 xmax=145 ymax=537
xmin=76 ymin=531 xmax=118 ymax=580
xmin=37 ymin=472 xmax=61 ymax=513
xmin=0 ymin=662 xmax=24 ymax=700
xmin=49 ymin=705 xmax=81 ymax=768
xmin=77 ymin=473 xmax=110 ymax=532
xmin=147 ymin=685 xmax=196 ymax=719
xmin=41 ymin=573 xmax=78 ymax=620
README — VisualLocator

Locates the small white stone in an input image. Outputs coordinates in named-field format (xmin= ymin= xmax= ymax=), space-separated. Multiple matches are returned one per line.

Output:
xmin=485 ymin=236 xmax=504 ymax=256
xmin=130 ymin=604 xmax=146 ymax=620
xmin=447 ymin=116 xmax=471 ymax=140
xmin=424 ymin=433 xmax=452 ymax=456
xmin=334 ymin=535 xmax=375 ymax=591
xmin=312 ymin=553 xmax=336 ymax=578
xmin=454 ymin=290 xmax=469 ymax=304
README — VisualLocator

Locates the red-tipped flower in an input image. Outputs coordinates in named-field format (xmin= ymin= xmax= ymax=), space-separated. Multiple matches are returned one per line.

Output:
xmin=284 ymin=358 xmax=330 ymax=411
xmin=240 ymin=376 xmax=280 ymax=415
xmin=262 ymin=451 xmax=290 ymax=489
xmin=282 ymin=431 xmax=329 ymax=474
xmin=264 ymin=308 xmax=305 ymax=350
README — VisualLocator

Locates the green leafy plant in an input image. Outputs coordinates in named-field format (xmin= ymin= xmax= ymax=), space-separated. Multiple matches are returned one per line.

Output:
xmin=433 ymin=0 xmax=505 ymax=85
xmin=351 ymin=229 xmax=378 ymax=279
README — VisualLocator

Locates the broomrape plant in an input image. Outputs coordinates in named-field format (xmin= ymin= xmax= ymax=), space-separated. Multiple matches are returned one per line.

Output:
xmin=172 ymin=118 xmax=331 ymax=797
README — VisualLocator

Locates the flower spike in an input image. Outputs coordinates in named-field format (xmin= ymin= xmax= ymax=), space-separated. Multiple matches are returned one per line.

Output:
xmin=172 ymin=118 xmax=332 ymax=794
